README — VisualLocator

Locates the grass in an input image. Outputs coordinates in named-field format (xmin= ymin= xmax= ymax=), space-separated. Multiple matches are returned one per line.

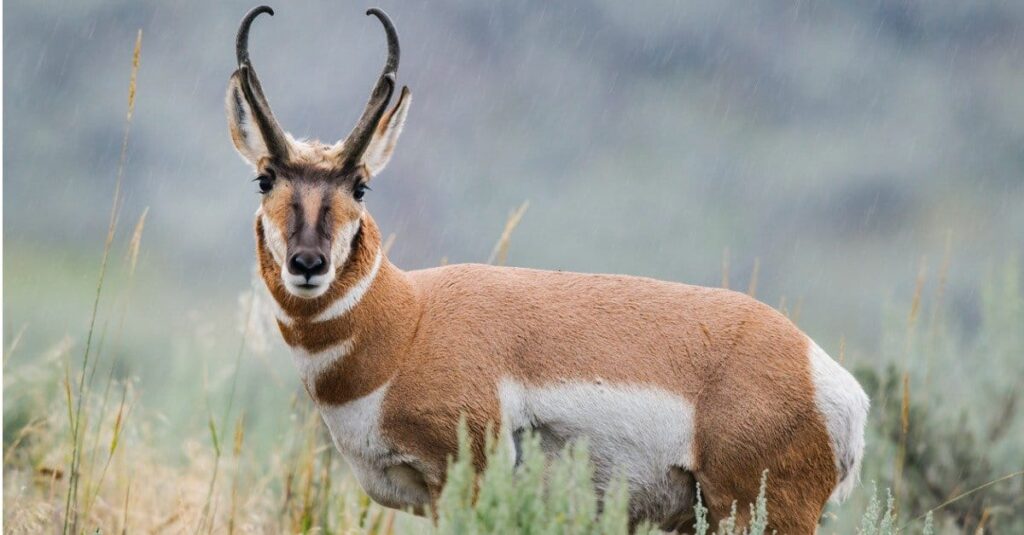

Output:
xmin=5 ymin=197 xmax=1020 ymax=533
xmin=61 ymin=28 xmax=142 ymax=535
xmin=4 ymin=26 xmax=1024 ymax=535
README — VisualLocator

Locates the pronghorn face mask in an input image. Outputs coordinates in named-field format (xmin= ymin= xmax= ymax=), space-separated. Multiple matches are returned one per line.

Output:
xmin=226 ymin=6 xmax=410 ymax=298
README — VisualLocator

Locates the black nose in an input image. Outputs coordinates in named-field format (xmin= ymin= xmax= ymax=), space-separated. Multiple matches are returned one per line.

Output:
xmin=288 ymin=250 xmax=328 ymax=278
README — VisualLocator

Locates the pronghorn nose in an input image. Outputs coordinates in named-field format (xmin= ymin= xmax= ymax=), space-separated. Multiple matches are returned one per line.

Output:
xmin=288 ymin=250 xmax=328 ymax=278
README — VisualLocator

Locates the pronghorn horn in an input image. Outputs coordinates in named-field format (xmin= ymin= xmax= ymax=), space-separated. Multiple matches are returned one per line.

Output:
xmin=337 ymin=8 xmax=399 ymax=171
xmin=235 ymin=5 xmax=291 ymax=162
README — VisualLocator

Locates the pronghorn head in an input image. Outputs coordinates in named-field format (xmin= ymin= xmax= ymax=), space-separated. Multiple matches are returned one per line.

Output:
xmin=226 ymin=6 xmax=410 ymax=299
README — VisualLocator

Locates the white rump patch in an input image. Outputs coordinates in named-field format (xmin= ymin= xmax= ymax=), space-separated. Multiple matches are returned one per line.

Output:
xmin=498 ymin=379 xmax=697 ymax=522
xmin=807 ymin=339 xmax=870 ymax=503
xmin=313 ymin=249 xmax=383 ymax=322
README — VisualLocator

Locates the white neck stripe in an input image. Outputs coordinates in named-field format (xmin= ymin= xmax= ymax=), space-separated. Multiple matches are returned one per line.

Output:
xmin=290 ymin=337 xmax=355 ymax=389
xmin=313 ymin=250 xmax=383 ymax=323
xmin=268 ymin=292 xmax=294 ymax=326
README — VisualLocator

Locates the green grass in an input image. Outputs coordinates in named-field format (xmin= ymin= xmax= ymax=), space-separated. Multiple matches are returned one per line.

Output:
xmin=4 ymin=253 xmax=1021 ymax=533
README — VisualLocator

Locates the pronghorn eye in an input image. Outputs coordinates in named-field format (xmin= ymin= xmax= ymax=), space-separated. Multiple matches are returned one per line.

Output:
xmin=353 ymin=183 xmax=370 ymax=201
xmin=255 ymin=175 xmax=274 ymax=194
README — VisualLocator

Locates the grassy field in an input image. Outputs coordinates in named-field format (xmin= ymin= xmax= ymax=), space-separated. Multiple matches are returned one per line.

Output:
xmin=4 ymin=190 xmax=1022 ymax=533
xmin=4 ymin=22 xmax=1024 ymax=535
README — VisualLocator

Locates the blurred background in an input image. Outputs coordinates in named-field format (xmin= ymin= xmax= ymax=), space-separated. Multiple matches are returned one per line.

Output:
xmin=4 ymin=1 xmax=1023 ymax=531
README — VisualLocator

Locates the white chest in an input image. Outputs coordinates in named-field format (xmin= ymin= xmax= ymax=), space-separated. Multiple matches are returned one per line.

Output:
xmin=314 ymin=382 xmax=430 ymax=510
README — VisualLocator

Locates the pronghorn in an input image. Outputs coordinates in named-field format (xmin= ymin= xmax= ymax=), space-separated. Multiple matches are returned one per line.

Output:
xmin=226 ymin=6 xmax=869 ymax=533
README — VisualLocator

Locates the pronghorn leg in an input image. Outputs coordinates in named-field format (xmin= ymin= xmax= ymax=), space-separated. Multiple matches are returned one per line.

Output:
xmin=690 ymin=333 xmax=840 ymax=534
xmin=647 ymin=468 xmax=697 ymax=533
xmin=425 ymin=484 xmax=443 ymax=523
xmin=693 ymin=404 xmax=835 ymax=534
xmin=694 ymin=438 xmax=832 ymax=535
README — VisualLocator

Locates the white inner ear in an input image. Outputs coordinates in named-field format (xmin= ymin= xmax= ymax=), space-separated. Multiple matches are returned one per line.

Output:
xmin=362 ymin=90 xmax=411 ymax=177
xmin=226 ymin=74 xmax=269 ymax=167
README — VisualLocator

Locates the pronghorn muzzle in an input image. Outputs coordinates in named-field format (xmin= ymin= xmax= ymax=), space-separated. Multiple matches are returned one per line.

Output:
xmin=288 ymin=249 xmax=328 ymax=281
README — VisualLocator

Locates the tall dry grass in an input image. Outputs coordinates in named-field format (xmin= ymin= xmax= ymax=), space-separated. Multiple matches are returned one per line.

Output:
xmin=61 ymin=28 xmax=142 ymax=535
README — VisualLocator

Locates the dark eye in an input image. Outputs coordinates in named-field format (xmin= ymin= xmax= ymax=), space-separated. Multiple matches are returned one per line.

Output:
xmin=353 ymin=183 xmax=370 ymax=201
xmin=255 ymin=174 xmax=273 ymax=194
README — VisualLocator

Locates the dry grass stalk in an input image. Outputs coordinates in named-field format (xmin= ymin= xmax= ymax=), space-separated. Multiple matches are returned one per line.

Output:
xmin=892 ymin=371 xmax=911 ymax=509
xmin=791 ymin=297 xmax=803 ymax=325
xmin=747 ymin=258 xmax=760 ymax=298
xmin=126 ymin=207 xmax=149 ymax=276
xmin=975 ymin=507 xmax=991 ymax=534
xmin=78 ymin=207 xmax=149 ymax=522
xmin=63 ymin=30 xmax=143 ymax=534
xmin=905 ymin=470 xmax=1024 ymax=529
xmin=721 ymin=247 xmax=730 ymax=289
xmin=119 ymin=478 xmax=131 ymax=535
xmin=908 ymin=256 xmax=928 ymax=328
xmin=228 ymin=413 xmax=246 ymax=535
xmin=3 ymin=417 xmax=46 ymax=466
xmin=892 ymin=258 xmax=925 ymax=382
xmin=198 ymin=275 xmax=256 ymax=533
xmin=382 ymin=232 xmax=397 ymax=256
xmin=487 ymin=201 xmax=529 ymax=265
xmin=317 ymin=438 xmax=335 ymax=530
xmin=82 ymin=384 xmax=131 ymax=519
xmin=3 ymin=323 xmax=29 ymax=370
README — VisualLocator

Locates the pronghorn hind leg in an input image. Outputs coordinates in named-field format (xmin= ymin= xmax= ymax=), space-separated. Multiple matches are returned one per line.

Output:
xmin=692 ymin=475 xmax=751 ymax=534
xmin=693 ymin=414 xmax=835 ymax=534
xmin=758 ymin=466 xmax=831 ymax=534
xmin=694 ymin=449 xmax=831 ymax=535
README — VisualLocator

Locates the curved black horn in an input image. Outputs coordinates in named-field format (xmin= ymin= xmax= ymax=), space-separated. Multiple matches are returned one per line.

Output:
xmin=237 ymin=5 xmax=274 ymax=66
xmin=233 ymin=5 xmax=291 ymax=161
xmin=337 ymin=8 xmax=401 ymax=170
xmin=367 ymin=8 xmax=400 ymax=75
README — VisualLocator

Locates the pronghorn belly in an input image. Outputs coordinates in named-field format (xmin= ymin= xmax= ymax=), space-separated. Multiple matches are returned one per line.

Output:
xmin=499 ymin=380 xmax=698 ymax=525
xmin=317 ymin=383 xmax=431 ymax=510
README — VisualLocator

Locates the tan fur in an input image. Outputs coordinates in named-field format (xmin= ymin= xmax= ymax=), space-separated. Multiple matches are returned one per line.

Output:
xmin=255 ymin=209 xmax=837 ymax=533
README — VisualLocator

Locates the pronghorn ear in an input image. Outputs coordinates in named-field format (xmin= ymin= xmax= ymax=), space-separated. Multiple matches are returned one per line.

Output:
xmin=225 ymin=70 xmax=268 ymax=167
xmin=361 ymin=86 xmax=411 ymax=177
